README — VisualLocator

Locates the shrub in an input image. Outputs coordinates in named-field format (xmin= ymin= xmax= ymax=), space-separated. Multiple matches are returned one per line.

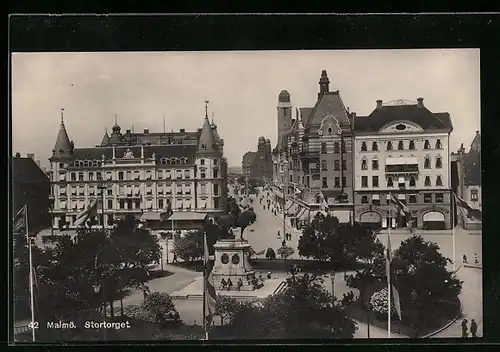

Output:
xmin=370 ymin=288 xmax=397 ymax=319
xmin=277 ymin=246 xmax=295 ymax=259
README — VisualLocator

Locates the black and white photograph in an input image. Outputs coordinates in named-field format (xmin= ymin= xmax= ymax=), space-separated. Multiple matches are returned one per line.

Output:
xmin=12 ymin=48 xmax=482 ymax=341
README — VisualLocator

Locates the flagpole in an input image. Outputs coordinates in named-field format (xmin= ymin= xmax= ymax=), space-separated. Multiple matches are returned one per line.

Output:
xmin=452 ymin=192 xmax=456 ymax=271
xmin=26 ymin=205 xmax=36 ymax=342
xmin=388 ymin=196 xmax=391 ymax=339
xmin=202 ymin=232 xmax=207 ymax=340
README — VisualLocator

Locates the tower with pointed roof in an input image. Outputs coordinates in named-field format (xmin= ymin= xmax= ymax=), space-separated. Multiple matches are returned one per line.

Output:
xmin=277 ymin=90 xmax=292 ymax=150
xmin=196 ymin=100 xmax=227 ymax=212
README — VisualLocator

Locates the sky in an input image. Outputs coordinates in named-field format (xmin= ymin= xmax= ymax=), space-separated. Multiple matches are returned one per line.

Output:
xmin=12 ymin=49 xmax=480 ymax=168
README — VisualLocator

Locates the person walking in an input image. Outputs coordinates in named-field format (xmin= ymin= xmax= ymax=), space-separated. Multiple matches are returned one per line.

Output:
xmin=461 ymin=319 xmax=468 ymax=338
xmin=277 ymin=231 xmax=281 ymax=240
xmin=470 ymin=319 xmax=478 ymax=338
xmin=463 ymin=254 xmax=468 ymax=264
xmin=474 ymin=253 xmax=479 ymax=264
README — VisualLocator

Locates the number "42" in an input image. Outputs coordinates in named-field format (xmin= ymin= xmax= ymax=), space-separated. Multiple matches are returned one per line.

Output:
xmin=28 ymin=322 xmax=39 ymax=329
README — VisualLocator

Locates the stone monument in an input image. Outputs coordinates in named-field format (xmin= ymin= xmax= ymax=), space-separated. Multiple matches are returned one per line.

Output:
xmin=211 ymin=229 xmax=258 ymax=291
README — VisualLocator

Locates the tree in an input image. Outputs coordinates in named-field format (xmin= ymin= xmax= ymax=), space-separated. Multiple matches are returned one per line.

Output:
xmin=220 ymin=273 xmax=357 ymax=339
xmin=172 ymin=231 xmax=203 ymax=262
xmin=265 ymin=247 xmax=276 ymax=260
xmin=277 ymin=245 xmax=295 ymax=259
xmin=140 ymin=292 xmax=181 ymax=327
xmin=214 ymin=295 xmax=244 ymax=326
xmin=389 ymin=235 xmax=463 ymax=336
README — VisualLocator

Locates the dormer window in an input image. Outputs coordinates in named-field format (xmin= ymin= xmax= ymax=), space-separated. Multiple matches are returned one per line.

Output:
xmin=424 ymin=140 xmax=430 ymax=149
xmin=435 ymin=139 xmax=442 ymax=149
xmin=372 ymin=142 xmax=378 ymax=152
xmin=160 ymin=157 xmax=168 ymax=165
xmin=409 ymin=141 xmax=415 ymax=150
xmin=361 ymin=142 xmax=367 ymax=152
xmin=387 ymin=141 xmax=393 ymax=151
xmin=397 ymin=141 xmax=404 ymax=150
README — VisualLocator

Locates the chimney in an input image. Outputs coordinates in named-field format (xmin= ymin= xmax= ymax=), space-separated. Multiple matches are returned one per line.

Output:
xmin=27 ymin=153 xmax=35 ymax=160
xmin=197 ymin=128 xmax=202 ymax=133
xmin=476 ymin=130 xmax=480 ymax=135
xmin=376 ymin=100 xmax=383 ymax=108
xmin=180 ymin=128 xmax=186 ymax=133
xmin=144 ymin=129 xmax=149 ymax=134
xmin=126 ymin=129 xmax=131 ymax=134
xmin=417 ymin=97 xmax=424 ymax=107
xmin=15 ymin=152 xmax=21 ymax=158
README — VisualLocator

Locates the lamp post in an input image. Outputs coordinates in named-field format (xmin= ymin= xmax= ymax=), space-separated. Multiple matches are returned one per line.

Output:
xmin=330 ymin=272 xmax=335 ymax=298
xmin=93 ymin=283 xmax=106 ymax=341
xmin=366 ymin=302 xmax=373 ymax=338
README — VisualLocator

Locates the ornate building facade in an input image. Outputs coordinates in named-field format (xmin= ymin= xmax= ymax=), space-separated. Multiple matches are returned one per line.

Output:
xmin=272 ymin=70 xmax=355 ymax=224
xmin=48 ymin=107 xmax=228 ymax=229
xmin=353 ymin=98 xmax=453 ymax=230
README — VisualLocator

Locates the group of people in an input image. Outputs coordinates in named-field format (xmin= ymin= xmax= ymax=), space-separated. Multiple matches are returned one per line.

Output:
xmin=462 ymin=253 xmax=479 ymax=265
xmin=277 ymin=231 xmax=292 ymax=241
xmin=462 ymin=318 xmax=479 ymax=338
xmin=220 ymin=277 xmax=245 ymax=291
xmin=341 ymin=291 xmax=356 ymax=306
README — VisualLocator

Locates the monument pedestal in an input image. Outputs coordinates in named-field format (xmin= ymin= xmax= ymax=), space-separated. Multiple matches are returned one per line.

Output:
xmin=212 ymin=237 xmax=257 ymax=291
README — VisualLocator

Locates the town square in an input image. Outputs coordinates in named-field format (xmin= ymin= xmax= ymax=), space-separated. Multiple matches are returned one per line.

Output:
xmin=12 ymin=49 xmax=481 ymax=342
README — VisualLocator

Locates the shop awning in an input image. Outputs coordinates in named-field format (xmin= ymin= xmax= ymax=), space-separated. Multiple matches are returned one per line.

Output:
xmin=423 ymin=211 xmax=445 ymax=222
xmin=140 ymin=211 xmax=165 ymax=221
xmin=166 ymin=212 xmax=208 ymax=221
xmin=372 ymin=194 xmax=380 ymax=200
xmin=398 ymin=194 xmax=406 ymax=200
xmin=398 ymin=177 xmax=406 ymax=185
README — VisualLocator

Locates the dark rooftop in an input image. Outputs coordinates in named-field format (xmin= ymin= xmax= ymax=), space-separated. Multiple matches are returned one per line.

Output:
xmin=13 ymin=157 xmax=50 ymax=184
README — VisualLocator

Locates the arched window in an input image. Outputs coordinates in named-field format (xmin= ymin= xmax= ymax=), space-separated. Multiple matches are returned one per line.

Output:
xmin=398 ymin=141 xmax=404 ymax=150
xmin=160 ymin=157 xmax=168 ymax=165
xmin=409 ymin=140 xmax=415 ymax=150
xmin=436 ymin=176 xmax=443 ymax=186
xmin=387 ymin=141 xmax=393 ymax=151
xmin=435 ymin=156 xmax=442 ymax=168
xmin=83 ymin=161 xmax=89 ymax=167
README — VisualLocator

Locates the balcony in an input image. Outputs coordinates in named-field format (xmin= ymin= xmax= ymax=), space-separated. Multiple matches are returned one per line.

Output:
xmin=385 ymin=157 xmax=419 ymax=176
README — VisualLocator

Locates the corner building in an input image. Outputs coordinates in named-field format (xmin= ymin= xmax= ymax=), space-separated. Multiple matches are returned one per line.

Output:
xmin=48 ymin=110 xmax=228 ymax=229
xmin=272 ymin=70 xmax=355 ymax=224
xmin=353 ymin=98 xmax=453 ymax=230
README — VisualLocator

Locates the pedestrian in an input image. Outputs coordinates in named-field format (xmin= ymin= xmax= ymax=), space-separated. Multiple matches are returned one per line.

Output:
xmin=227 ymin=278 xmax=233 ymax=291
xmin=470 ymin=319 xmax=478 ymax=338
xmin=277 ymin=231 xmax=281 ymax=239
xmin=282 ymin=239 xmax=286 ymax=247
xmin=474 ymin=253 xmax=478 ymax=264
xmin=463 ymin=254 xmax=468 ymax=264
xmin=237 ymin=278 xmax=243 ymax=291
xmin=220 ymin=278 xmax=227 ymax=290
xmin=267 ymin=271 xmax=272 ymax=279
xmin=461 ymin=319 xmax=468 ymax=338
xmin=173 ymin=253 xmax=178 ymax=263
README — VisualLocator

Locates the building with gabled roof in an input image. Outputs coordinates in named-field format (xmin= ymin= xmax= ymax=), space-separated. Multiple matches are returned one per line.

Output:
xmin=353 ymin=98 xmax=453 ymax=230
xmin=272 ymin=70 xmax=355 ymax=225
xmin=48 ymin=104 xmax=228 ymax=230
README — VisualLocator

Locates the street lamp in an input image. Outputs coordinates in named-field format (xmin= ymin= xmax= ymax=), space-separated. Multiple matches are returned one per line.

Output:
xmin=330 ymin=272 xmax=335 ymax=298
xmin=366 ymin=302 xmax=373 ymax=338
xmin=93 ymin=283 xmax=106 ymax=341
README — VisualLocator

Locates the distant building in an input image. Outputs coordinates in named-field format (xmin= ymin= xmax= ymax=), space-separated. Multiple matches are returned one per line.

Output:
xmin=48 ymin=106 xmax=228 ymax=230
xmin=451 ymin=131 xmax=481 ymax=228
xmin=13 ymin=153 xmax=51 ymax=232
xmin=242 ymin=137 xmax=273 ymax=183
xmin=353 ymin=98 xmax=453 ymax=230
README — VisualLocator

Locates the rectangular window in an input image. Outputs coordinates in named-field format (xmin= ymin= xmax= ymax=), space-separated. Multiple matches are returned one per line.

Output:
xmin=409 ymin=195 xmax=417 ymax=203
xmin=372 ymin=159 xmax=379 ymax=170
xmin=126 ymin=171 xmax=132 ymax=180
xmin=342 ymin=177 xmax=347 ymax=188
xmin=372 ymin=198 xmax=381 ymax=206
xmin=471 ymin=189 xmax=478 ymax=201
xmin=96 ymin=172 xmax=102 ymax=180
xmin=372 ymin=142 xmax=378 ymax=152
xmin=334 ymin=177 xmax=340 ymax=188
xmin=361 ymin=196 xmax=368 ymax=204
xmin=119 ymin=200 xmax=125 ymax=209
xmin=321 ymin=142 xmax=327 ymax=154
xmin=289 ymin=174 xmax=293 ymax=182
xmin=71 ymin=172 xmax=76 ymax=181
xmin=334 ymin=160 xmax=340 ymax=171
xmin=361 ymin=176 xmax=368 ymax=188
xmin=213 ymin=159 xmax=218 ymax=165
xmin=342 ymin=160 xmax=347 ymax=171
xmin=201 ymin=171 xmax=206 ymax=179
xmin=118 ymin=172 xmax=124 ymax=180
xmin=146 ymin=171 xmax=152 ymax=180
xmin=322 ymin=177 xmax=328 ymax=188
xmin=78 ymin=172 xmax=84 ymax=181
xmin=435 ymin=193 xmax=444 ymax=203
xmin=200 ymin=184 xmax=207 ymax=194
xmin=107 ymin=200 xmax=113 ymax=209
xmin=134 ymin=171 xmax=140 ymax=180
xmin=89 ymin=172 xmax=94 ymax=181
xmin=334 ymin=142 xmax=340 ymax=154
xmin=321 ymin=160 xmax=327 ymax=171
xmin=185 ymin=170 xmax=191 ymax=179
xmin=372 ymin=176 xmax=379 ymax=188
xmin=214 ymin=184 xmax=219 ymax=195
xmin=200 ymin=159 xmax=205 ymax=166
xmin=361 ymin=142 xmax=367 ymax=151
xmin=107 ymin=187 xmax=113 ymax=196
xmin=213 ymin=169 xmax=218 ymax=178
xmin=424 ymin=193 xmax=432 ymax=203
xmin=135 ymin=200 xmax=140 ymax=209
xmin=158 ymin=199 xmax=164 ymax=209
